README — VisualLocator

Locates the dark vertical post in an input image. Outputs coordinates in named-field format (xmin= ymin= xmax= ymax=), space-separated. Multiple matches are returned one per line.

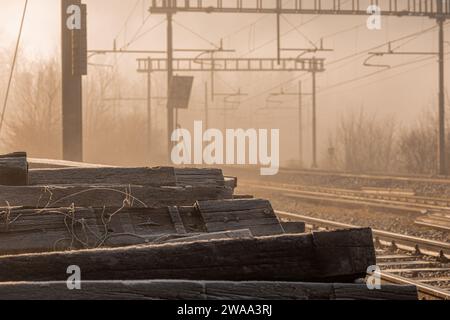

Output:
xmin=61 ymin=0 xmax=83 ymax=162
xmin=211 ymin=51 xmax=215 ymax=101
xmin=312 ymin=69 xmax=318 ymax=169
xmin=276 ymin=0 xmax=281 ymax=64
xmin=276 ymin=20 xmax=281 ymax=64
xmin=205 ymin=82 xmax=209 ymax=130
xmin=298 ymin=80 xmax=303 ymax=168
xmin=147 ymin=57 xmax=152 ymax=161
xmin=167 ymin=12 xmax=174 ymax=163
xmin=438 ymin=2 xmax=446 ymax=175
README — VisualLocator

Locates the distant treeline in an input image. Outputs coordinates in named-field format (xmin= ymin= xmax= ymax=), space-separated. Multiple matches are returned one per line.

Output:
xmin=324 ymin=107 xmax=447 ymax=175
xmin=0 ymin=56 xmax=167 ymax=166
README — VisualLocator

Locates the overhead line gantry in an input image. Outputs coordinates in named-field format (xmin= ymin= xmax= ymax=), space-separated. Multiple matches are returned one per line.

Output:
xmin=149 ymin=0 xmax=450 ymax=174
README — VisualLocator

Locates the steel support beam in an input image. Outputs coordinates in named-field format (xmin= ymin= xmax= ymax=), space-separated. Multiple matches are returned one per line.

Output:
xmin=166 ymin=13 xmax=174 ymax=163
xmin=438 ymin=15 xmax=447 ymax=175
xmin=149 ymin=0 xmax=450 ymax=18
xmin=137 ymin=57 xmax=325 ymax=73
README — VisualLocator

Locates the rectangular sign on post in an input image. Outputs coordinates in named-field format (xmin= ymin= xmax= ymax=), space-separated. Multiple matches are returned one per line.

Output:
xmin=168 ymin=76 xmax=194 ymax=109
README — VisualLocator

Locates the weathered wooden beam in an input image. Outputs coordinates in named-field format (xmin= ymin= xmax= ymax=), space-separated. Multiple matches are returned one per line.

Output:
xmin=0 ymin=199 xmax=284 ymax=255
xmin=0 ymin=280 xmax=418 ymax=300
xmin=29 ymin=167 xmax=227 ymax=188
xmin=168 ymin=206 xmax=187 ymax=234
xmin=281 ymin=222 xmax=306 ymax=234
xmin=174 ymin=168 xmax=225 ymax=187
xmin=0 ymin=185 xmax=232 ymax=209
xmin=0 ymin=229 xmax=376 ymax=283
xmin=0 ymin=152 xmax=28 ymax=186
xmin=195 ymin=199 xmax=284 ymax=236
xmin=29 ymin=167 xmax=176 ymax=186
xmin=0 ymin=206 xmax=180 ymax=254
xmin=233 ymin=194 xmax=254 ymax=200
xmin=28 ymin=158 xmax=112 ymax=169
xmin=163 ymin=229 xmax=253 ymax=244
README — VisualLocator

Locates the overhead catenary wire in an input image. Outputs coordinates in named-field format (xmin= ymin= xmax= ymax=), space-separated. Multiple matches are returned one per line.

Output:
xmin=114 ymin=0 xmax=142 ymax=46
xmin=0 ymin=0 xmax=28 ymax=137
xmin=317 ymin=55 xmax=450 ymax=98
xmin=239 ymin=15 xmax=321 ymax=58
xmin=173 ymin=20 xmax=221 ymax=49
xmin=225 ymin=21 xmax=367 ymax=97
xmin=281 ymin=15 xmax=317 ymax=49
xmin=120 ymin=17 xmax=165 ymax=51
xmin=239 ymin=22 xmax=448 ymax=105
xmin=220 ymin=0 xmax=296 ymax=43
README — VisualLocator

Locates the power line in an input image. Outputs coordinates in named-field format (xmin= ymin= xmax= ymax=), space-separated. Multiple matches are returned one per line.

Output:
xmin=220 ymin=0 xmax=295 ymax=41
xmin=328 ymin=23 xmax=443 ymax=67
xmin=279 ymin=52 xmax=450 ymax=104
xmin=281 ymin=15 xmax=317 ymax=49
xmin=120 ymin=14 xmax=151 ymax=50
xmin=173 ymin=20 xmax=221 ymax=49
xmin=321 ymin=55 xmax=441 ymax=94
xmin=121 ymin=18 xmax=165 ymax=50
xmin=319 ymin=56 xmax=450 ymax=98
xmin=0 ymin=0 xmax=28 ymax=137
xmin=321 ymin=23 xmax=365 ymax=40
xmin=114 ymin=0 xmax=141 ymax=44
xmin=239 ymin=23 xmax=447 ymax=105
xmin=239 ymin=15 xmax=321 ymax=58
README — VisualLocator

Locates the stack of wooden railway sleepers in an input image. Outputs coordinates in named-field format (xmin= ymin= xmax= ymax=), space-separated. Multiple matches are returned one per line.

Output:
xmin=0 ymin=152 xmax=418 ymax=300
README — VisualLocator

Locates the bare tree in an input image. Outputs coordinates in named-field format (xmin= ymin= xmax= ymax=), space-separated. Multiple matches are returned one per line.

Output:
xmin=83 ymin=67 xmax=167 ymax=166
xmin=396 ymin=106 xmax=450 ymax=175
xmin=0 ymin=55 xmax=166 ymax=165
xmin=1 ymin=57 xmax=62 ymax=159
xmin=333 ymin=108 xmax=397 ymax=173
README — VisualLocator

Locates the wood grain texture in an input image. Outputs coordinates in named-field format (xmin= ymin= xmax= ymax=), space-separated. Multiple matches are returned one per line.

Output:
xmin=0 ymin=207 xmax=178 ymax=255
xmin=0 ymin=280 xmax=417 ymax=300
xmin=281 ymin=222 xmax=306 ymax=234
xmin=0 ymin=185 xmax=233 ymax=208
xmin=0 ymin=199 xmax=282 ymax=255
xmin=0 ymin=229 xmax=376 ymax=283
xmin=164 ymin=229 xmax=253 ymax=244
xmin=195 ymin=199 xmax=284 ymax=236
xmin=29 ymin=167 xmax=227 ymax=188
xmin=28 ymin=158 xmax=112 ymax=169
xmin=0 ymin=152 xmax=28 ymax=186
xmin=174 ymin=168 xmax=225 ymax=187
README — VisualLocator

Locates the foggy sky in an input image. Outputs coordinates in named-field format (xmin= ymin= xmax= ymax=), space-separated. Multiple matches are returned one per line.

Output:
xmin=0 ymin=0 xmax=447 ymax=165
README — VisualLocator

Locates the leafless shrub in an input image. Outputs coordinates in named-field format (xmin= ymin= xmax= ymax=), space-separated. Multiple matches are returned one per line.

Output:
xmin=396 ymin=105 xmax=450 ymax=175
xmin=333 ymin=108 xmax=397 ymax=173
xmin=0 ymin=50 xmax=169 ymax=165
xmin=83 ymin=67 xmax=167 ymax=166
xmin=1 ymin=57 xmax=62 ymax=159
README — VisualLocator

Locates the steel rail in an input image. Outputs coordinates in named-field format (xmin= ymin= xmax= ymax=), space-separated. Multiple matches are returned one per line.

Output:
xmin=241 ymin=180 xmax=450 ymax=211
xmin=277 ymin=167 xmax=450 ymax=185
xmin=276 ymin=210 xmax=450 ymax=300
xmin=276 ymin=211 xmax=450 ymax=259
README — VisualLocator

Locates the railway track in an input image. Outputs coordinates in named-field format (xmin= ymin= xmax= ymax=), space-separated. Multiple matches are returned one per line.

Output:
xmin=239 ymin=180 xmax=450 ymax=231
xmin=277 ymin=211 xmax=450 ymax=300
xmin=234 ymin=178 xmax=450 ymax=299
xmin=277 ymin=167 xmax=450 ymax=185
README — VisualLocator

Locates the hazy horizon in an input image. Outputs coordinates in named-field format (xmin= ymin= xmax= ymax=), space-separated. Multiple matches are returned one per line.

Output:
xmin=0 ymin=0 xmax=447 ymax=168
